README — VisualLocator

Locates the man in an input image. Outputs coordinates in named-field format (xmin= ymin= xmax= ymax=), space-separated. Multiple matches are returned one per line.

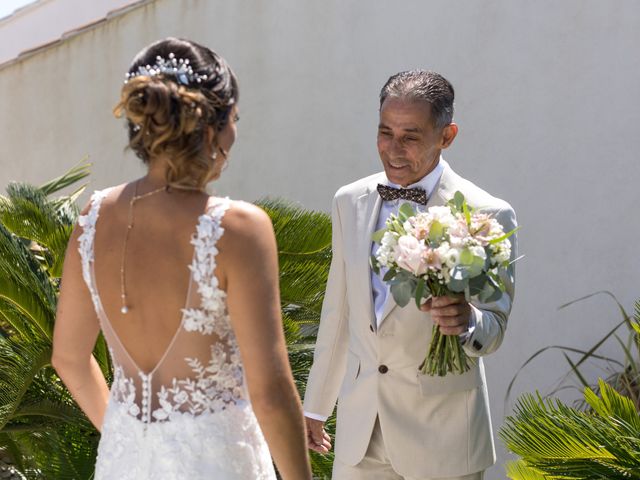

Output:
xmin=303 ymin=70 xmax=517 ymax=480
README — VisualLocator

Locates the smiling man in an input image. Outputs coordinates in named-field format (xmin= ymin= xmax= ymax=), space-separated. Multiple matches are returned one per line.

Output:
xmin=303 ymin=71 xmax=518 ymax=480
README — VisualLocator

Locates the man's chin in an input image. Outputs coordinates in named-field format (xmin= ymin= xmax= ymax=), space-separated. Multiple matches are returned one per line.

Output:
xmin=383 ymin=169 xmax=411 ymax=186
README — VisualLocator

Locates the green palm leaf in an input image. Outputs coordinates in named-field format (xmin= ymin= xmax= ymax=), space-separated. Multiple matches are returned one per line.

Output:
xmin=258 ymin=198 xmax=335 ymax=478
xmin=501 ymin=380 xmax=640 ymax=479
xmin=504 ymin=460 xmax=551 ymax=480
xmin=38 ymin=159 xmax=91 ymax=197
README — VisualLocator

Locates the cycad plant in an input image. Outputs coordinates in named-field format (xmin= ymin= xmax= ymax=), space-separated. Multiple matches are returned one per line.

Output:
xmin=0 ymin=170 xmax=336 ymax=479
xmin=256 ymin=199 xmax=335 ymax=478
xmin=501 ymin=304 xmax=640 ymax=480
xmin=0 ymin=161 xmax=109 ymax=479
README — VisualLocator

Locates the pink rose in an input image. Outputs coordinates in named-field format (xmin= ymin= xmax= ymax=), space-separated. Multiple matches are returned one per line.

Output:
xmin=395 ymin=235 xmax=428 ymax=275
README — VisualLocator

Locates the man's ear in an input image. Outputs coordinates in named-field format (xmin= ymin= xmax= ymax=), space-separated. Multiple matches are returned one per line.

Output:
xmin=440 ymin=123 xmax=458 ymax=149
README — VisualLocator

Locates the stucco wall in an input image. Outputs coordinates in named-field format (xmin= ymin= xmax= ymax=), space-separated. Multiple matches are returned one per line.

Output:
xmin=1 ymin=1 xmax=639 ymax=477
xmin=0 ymin=0 xmax=137 ymax=65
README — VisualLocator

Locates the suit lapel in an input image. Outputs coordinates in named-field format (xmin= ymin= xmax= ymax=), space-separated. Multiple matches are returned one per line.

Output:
xmin=356 ymin=179 xmax=383 ymax=325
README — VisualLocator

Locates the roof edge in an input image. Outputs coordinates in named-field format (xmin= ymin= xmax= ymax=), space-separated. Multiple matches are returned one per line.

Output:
xmin=0 ymin=0 xmax=154 ymax=71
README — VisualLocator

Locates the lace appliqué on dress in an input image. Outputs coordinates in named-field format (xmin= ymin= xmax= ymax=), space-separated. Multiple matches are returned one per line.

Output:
xmin=77 ymin=189 xmax=110 ymax=311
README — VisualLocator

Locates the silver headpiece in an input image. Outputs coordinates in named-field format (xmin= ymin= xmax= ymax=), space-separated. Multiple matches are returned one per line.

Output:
xmin=124 ymin=53 xmax=209 ymax=86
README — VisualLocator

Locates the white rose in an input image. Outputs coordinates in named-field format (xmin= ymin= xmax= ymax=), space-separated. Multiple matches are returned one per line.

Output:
xmin=428 ymin=206 xmax=456 ymax=226
xmin=437 ymin=242 xmax=461 ymax=268
xmin=469 ymin=245 xmax=487 ymax=261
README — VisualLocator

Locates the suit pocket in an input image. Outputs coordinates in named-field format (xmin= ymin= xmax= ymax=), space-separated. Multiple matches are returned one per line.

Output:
xmin=416 ymin=367 xmax=482 ymax=396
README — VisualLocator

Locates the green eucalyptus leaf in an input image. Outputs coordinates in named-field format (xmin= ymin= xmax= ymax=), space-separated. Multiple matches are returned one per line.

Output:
xmin=390 ymin=281 xmax=413 ymax=307
xmin=448 ymin=268 xmax=468 ymax=292
xmin=370 ymin=255 xmax=380 ymax=275
xmin=459 ymin=248 xmax=474 ymax=266
xmin=398 ymin=202 xmax=415 ymax=222
xmin=468 ymin=255 xmax=485 ymax=278
xmin=452 ymin=191 xmax=465 ymax=212
xmin=371 ymin=228 xmax=386 ymax=243
xmin=383 ymin=269 xmax=397 ymax=282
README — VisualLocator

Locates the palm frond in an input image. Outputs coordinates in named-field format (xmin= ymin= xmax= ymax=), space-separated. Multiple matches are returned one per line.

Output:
xmin=505 ymin=460 xmax=551 ymax=480
xmin=0 ymin=224 xmax=57 ymax=338
xmin=256 ymin=198 xmax=332 ymax=254
xmin=0 ymin=338 xmax=51 ymax=430
xmin=500 ymin=382 xmax=640 ymax=479
xmin=259 ymin=198 xmax=335 ymax=478
xmin=38 ymin=159 xmax=91 ymax=197
xmin=0 ymin=184 xmax=76 ymax=277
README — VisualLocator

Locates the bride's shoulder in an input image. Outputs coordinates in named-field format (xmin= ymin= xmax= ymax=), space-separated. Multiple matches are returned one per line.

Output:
xmin=214 ymin=199 xmax=274 ymax=247
xmin=220 ymin=200 xmax=272 ymax=231
xmin=79 ymin=184 xmax=126 ymax=213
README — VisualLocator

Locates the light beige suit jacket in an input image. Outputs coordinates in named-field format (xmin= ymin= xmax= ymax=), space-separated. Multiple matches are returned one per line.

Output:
xmin=303 ymin=161 xmax=517 ymax=478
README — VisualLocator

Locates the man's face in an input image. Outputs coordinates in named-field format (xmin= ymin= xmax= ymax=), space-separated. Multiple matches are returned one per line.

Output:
xmin=377 ymin=97 xmax=455 ymax=187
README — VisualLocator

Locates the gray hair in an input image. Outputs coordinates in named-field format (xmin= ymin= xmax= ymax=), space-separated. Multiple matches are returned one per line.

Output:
xmin=379 ymin=70 xmax=455 ymax=129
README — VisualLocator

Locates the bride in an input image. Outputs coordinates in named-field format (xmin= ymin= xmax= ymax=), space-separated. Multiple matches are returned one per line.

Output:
xmin=52 ymin=37 xmax=312 ymax=479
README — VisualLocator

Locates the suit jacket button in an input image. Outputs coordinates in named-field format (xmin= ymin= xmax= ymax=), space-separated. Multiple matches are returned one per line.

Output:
xmin=378 ymin=365 xmax=389 ymax=374
xmin=369 ymin=325 xmax=374 ymax=332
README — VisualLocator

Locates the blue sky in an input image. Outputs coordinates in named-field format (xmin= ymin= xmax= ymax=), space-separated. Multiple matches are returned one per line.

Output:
xmin=0 ymin=0 xmax=36 ymax=19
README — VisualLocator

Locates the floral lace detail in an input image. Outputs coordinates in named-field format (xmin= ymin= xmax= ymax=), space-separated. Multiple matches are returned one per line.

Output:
xmin=149 ymin=198 xmax=247 ymax=421
xmin=77 ymin=189 xmax=110 ymax=310
xmin=182 ymin=200 xmax=231 ymax=333
xmin=110 ymin=353 xmax=141 ymax=418
xmin=152 ymin=342 xmax=245 ymax=420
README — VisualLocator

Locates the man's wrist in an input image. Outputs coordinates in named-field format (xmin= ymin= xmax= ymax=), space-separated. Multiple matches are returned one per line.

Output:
xmin=304 ymin=411 xmax=328 ymax=422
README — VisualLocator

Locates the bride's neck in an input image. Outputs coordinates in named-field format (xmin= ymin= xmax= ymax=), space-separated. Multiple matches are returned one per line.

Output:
xmin=144 ymin=157 xmax=170 ymax=188
xmin=141 ymin=157 xmax=206 ymax=194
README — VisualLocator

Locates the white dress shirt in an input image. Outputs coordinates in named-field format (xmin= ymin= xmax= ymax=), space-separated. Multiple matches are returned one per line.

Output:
xmin=371 ymin=160 xmax=445 ymax=328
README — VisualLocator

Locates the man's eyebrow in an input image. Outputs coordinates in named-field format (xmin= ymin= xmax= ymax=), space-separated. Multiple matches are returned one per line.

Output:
xmin=377 ymin=123 xmax=423 ymax=133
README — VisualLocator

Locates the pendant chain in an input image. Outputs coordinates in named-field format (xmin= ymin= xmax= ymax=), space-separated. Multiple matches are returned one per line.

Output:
xmin=120 ymin=180 xmax=167 ymax=314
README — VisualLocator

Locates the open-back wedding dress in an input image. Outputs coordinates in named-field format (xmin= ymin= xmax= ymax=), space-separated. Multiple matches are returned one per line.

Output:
xmin=77 ymin=189 xmax=277 ymax=479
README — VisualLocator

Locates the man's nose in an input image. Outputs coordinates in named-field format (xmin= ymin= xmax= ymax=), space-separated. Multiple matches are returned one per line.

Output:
xmin=389 ymin=137 xmax=405 ymax=156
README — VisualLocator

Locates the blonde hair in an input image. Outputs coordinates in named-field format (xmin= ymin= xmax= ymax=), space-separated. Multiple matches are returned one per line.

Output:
xmin=113 ymin=38 xmax=238 ymax=190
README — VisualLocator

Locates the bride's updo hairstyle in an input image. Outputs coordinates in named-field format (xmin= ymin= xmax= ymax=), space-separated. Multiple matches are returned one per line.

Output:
xmin=114 ymin=37 xmax=238 ymax=190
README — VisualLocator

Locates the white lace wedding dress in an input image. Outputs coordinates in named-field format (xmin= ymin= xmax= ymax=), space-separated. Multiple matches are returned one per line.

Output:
xmin=77 ymin=189 xmax=277 ymax=479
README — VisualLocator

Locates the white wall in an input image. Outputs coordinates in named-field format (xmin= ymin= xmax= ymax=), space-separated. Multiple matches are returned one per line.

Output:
xmin=1 ymin=1 xmax=639 ymax=478
xmin=0 ymin=0 xmax=138 ymax=65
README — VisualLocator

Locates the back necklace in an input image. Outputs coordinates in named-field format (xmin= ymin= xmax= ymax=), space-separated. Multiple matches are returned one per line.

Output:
xmin=120 ymin=180 xmax=167 ymax=314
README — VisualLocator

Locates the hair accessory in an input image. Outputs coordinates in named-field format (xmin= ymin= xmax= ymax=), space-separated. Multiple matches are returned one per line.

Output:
xmin=124 ymin=52 xmax=209 ymax=86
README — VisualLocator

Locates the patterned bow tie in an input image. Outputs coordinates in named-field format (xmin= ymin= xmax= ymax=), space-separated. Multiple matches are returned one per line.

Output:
xmin=376 ymin=184 xmax=428 ymax=205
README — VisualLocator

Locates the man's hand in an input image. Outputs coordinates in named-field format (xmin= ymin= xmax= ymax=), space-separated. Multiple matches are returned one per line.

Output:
xmin=420 ymin=295 xmax=471 ymax=335
xmin=305 ymin=417 xmax=332 ymax=454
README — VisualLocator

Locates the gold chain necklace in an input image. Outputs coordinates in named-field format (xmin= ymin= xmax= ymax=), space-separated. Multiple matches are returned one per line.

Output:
xmin=120 ymin=180 xmax=168 ymax=314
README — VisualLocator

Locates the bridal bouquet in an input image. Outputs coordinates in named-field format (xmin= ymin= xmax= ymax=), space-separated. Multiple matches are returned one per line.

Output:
xmin=371 ymin=191 xmax=516 ymax=377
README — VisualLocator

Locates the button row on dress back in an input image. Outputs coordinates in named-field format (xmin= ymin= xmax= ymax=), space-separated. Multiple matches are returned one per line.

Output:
xmin=138 ymin=371 xmax=152 ymax=424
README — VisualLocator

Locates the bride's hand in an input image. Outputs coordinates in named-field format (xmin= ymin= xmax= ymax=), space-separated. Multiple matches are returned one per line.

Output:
xmin=305 ymin=417 xmax=332 ymax=454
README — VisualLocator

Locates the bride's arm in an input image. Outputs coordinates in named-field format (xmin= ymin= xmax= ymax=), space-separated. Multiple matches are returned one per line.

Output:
xmin=221 ymin=202 xmax=312 ymax=480
xmin=52 ymin=220 xmax=110 ymax=431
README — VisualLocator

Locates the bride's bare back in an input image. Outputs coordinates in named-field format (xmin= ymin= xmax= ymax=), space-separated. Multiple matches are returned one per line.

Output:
xmin=93 ymin=184 xmax=214 ymax=373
